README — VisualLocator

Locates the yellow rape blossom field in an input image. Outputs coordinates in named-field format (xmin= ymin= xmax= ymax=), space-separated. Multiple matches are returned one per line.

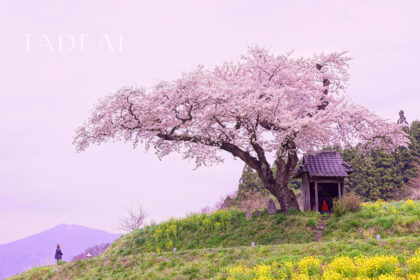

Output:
xmin=228 ymin=250 xmax=420 ymax=280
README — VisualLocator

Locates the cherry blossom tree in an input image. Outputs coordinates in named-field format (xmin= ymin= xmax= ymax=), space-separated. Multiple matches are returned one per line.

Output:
xmin=73 ymin=47 xmax=408 ymax=212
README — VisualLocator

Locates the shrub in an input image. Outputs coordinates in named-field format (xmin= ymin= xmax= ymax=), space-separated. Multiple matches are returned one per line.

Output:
xmin=343 ymin=192 xmax=363 ymax=212
xmin=333 ymin=200 xmax=347 ymax=217
xmin=333 ymin=192 xmax=362 ymax=216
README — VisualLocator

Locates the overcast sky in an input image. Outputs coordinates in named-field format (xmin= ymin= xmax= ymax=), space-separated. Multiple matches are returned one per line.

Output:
xmin=0 ymin=0 xmax=419 ymax=244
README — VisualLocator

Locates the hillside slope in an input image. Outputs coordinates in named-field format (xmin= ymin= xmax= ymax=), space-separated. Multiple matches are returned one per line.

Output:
xmin=107 ymin=209 xmax=320 ymax=257
xmin=10 ymin=236 xmax=420 ymax=280
xmin=0 ymin=224 xmax=120 ymax=279
xmin=10 ymin=200 xmax=420 ymax=280
xmin=107 ymin=200 xmax=419 ymax=257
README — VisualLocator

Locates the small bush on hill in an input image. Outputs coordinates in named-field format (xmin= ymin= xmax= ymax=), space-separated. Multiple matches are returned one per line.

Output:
xmin=333 ymin=192 xmax=362 ymax=216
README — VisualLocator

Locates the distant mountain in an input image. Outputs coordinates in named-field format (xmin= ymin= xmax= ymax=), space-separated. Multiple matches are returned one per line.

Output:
xmin=0 ymin=224 xmax=120 ymax=279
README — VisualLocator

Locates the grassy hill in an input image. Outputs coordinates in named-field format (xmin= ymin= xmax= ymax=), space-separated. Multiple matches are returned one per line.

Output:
xmin=10 ymin=200 xmax=420 ymax=280
xmin=107 ymin=200 xmax=419 ymax=257
xmin=323 ymin=200 xmax=419 ymax=241
xmin=107 ymin=209 xmax=321 ymax=256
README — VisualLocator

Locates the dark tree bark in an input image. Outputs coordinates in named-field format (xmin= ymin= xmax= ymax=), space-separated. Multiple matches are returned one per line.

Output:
xmin=244 ymin=139 xmax=300 ymax=213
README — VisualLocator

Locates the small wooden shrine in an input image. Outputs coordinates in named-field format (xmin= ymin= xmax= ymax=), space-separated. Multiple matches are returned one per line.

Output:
xmin=294 ymin=151 xmax=353 ymax=212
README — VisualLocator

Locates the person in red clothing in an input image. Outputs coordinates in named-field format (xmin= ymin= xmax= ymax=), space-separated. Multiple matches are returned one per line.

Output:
xmin=321 ymin=199 xmax=329 ymax=213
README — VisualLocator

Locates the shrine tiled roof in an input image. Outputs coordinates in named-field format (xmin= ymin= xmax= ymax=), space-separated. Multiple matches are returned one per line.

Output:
xmin=295 ymin=151 xmax=353 ymax=178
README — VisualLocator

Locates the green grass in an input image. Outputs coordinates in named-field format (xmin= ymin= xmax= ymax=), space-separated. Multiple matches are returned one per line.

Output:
xmin=107 ymin=209 xmax=321 ymax=256
xmin=323 ymin=200 xmax=420 ymax=241
xmin=10 ymin=236 xmax=420 ymax=280
xmin=9 ymin=200 xmax=420 ymax=280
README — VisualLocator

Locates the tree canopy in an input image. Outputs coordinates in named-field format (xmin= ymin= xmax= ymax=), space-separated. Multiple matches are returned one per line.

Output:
xmin=74 ymin=47 xmax=408 ymax=212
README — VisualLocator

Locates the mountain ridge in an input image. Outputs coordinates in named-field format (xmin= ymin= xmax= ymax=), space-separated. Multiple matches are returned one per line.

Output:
xmin=0 ymin=224 xmax=120 ymax=279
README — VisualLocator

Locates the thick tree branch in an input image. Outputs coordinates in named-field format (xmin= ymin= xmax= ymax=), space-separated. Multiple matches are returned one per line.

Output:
xmin=155 ymin=132 xmax=262 ymax=171
xmin=220 ymin=142 xmax=261 ymax=171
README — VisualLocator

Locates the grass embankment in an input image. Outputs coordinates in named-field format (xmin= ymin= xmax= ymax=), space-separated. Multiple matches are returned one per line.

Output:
xmin=10 ymin=236 xmax=420 ymax=280
xmin=10 ymin=200 xmax=420 ymax=280
xmin=323 ymin=200 xmax=419 ymax=241
xmin=110 ymin=200 xmax=419 ymax=256
xmin=108 ymin=209 xmax=320 ymax=256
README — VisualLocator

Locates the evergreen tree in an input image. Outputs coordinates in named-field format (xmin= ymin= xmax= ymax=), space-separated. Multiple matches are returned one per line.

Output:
xmin=237 ymin=165 xmax=266 ymax=197
xmin=229 ymin=120 xmax=420 ymax=203
xmin=227 ymin=114 xmax=419 ymax=203
xmin=341 ymin=120 xmax=419 ymax=200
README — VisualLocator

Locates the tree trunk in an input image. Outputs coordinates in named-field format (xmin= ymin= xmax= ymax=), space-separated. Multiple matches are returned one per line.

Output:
xmin=271 ymin=148 xmax=300 ymax=213
xmin=273 ymin=183 xmax=300 ymax=213
xmin=229 ymin=138 xmax=300 ymax=213
xmin=258 ymin=173 xmax=300 ymax=213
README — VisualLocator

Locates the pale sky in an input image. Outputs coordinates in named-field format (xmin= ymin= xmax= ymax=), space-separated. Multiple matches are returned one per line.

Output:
xmin=0 ymin=0 xmax=419 ymax=244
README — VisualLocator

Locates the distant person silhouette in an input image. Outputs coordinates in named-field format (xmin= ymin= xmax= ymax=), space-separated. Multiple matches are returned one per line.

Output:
xmin=55 ymin=244 xmax=63 ymax=264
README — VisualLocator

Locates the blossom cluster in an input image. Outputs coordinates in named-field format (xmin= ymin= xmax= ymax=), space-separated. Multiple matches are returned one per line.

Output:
xmin=74 ymin=47 xmax=408 ymax=168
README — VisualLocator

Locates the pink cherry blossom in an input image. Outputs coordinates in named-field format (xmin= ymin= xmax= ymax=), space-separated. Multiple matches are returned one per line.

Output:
xmin=74 ymin=47 xmax=408 ymax=212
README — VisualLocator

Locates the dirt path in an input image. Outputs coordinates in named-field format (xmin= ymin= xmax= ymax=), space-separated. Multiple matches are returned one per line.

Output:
xmin=315 ymin=215 xmax=330 ymax=242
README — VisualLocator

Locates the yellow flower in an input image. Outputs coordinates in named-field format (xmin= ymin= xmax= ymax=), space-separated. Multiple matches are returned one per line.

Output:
xmin=225 ymin=251 xmax=420 ymax=280
xmin=407 ymin=273 xmax=420 ymax=280
xmin=255 ymin=264 xmax=272 ymax=279
xmin=327 ymin=256 xmax=356 ymax=277
xmin=402 ymin=199 xmax=417 ymax=211
xmin=355 ymin=255 xmax=399 ymax=278
xmin=297 ymin=256 xmax=321 ymax=276
xmin=291 ymin=273 xmax=310 ymax=280
xmin=165 ymin=240 xmax=173 ymax=249
xmin=321 ymin=270 xmax=344 ymax=280
xmin=407 ymin=252 xmax=420 ymax=273
xmin=377 ymin=274 xmax=404 ymax=280
xmin=227 ymin=265 xmax=252 ymax=280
